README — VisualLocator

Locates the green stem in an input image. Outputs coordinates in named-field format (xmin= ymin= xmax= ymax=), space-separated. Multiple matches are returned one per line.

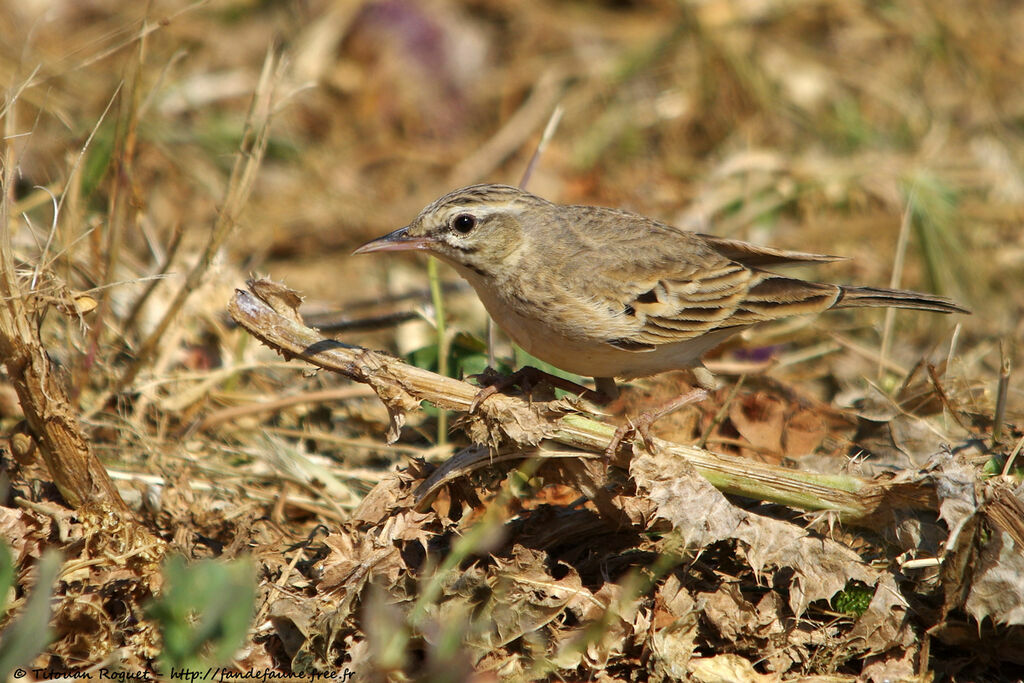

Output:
xmin=427 ymin=258 xmax=449 ymax=445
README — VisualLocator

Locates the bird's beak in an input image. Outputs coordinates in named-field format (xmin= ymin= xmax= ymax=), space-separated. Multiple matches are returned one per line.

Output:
xmin=353 ymin=226 xmax=434 ymax=254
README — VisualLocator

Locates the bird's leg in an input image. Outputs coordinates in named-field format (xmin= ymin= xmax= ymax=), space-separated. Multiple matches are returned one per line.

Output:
xmin=594 ymin=376 xmax=619 ymax=402
xmin=691 ymin=366 xmax=721 ymax=392
xmin=604 ymin=388 xmax=709 ymax=459
xmin=470 ymin=366 xmax=604 ymax=411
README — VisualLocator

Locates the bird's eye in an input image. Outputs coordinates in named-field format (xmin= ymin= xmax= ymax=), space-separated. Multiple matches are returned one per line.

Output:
xmin=451 ymin=213 xmax=476 ymax=234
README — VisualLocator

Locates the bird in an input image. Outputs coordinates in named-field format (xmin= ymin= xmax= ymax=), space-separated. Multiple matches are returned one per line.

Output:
xmin=354 ymin=183 xmax=968 ymax=399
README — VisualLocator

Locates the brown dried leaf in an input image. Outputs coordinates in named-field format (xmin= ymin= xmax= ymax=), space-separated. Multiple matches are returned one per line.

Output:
xmin=0 ymin=505 xmax=54 ymax=563
xmin=268 ymin=594 xmax=316 ymax=660
xmin=631 ymin=451 xmax=876 ymax=616
xmin=328 ymin=515 xmax=430 ymax=590
xmin=649 ymin=609 xmax=699 ymax=679
xmin=248 ymin=278 xmax=305 ymax=324
xmin=689 ymin=653 xmax=781 ymax=682
xmin=727 ymin=391 xmax=829 ymax=459
xmin=354 ymin=467 xmax=422 ymax=526
xmin=729 ymin=392 xmax=786 ymax=454
xmin=848 ymin=573 xmax=914 ymax=654
xmin=318 ymin=527 xmax=399 ymax=596
xmin=935 ymin=457 xmax=980 ymax=532
xmin=463 ymin=398 xmax=573 ymax=449
xmin=932 ymin=465 xmax=1024 ymax=628
xmin=700 ymin=583 xmax=760 ymax=642
xmin=491 ymin=548 xmax=591 ymax=646
xmin=361 ymin=371 xmax=422 ymax=445
xmin=420 ymin=545 xmax=594 ymax=659
xmin=783 ymin=407 xmax=829 ymax=457
xmin=890 ymin=415 xmax=954 ymax=465
xmin=653 ymin=578 xmax=695 ymax=635
xmin=859 ymin=650 xmax=920 ymax=683
xmin=582 ymin=582 xmax=633 ymax=666
xmin=965 ymin=532 xmax=1024 ymax=626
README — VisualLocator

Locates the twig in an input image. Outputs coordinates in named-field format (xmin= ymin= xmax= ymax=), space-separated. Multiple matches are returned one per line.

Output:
xmin=1001 ymin=436 xmax=1024 ymax=477
xmin=120 ymin=221 xmax=185 ymax=337
xmin=925 ymin=363 xmax=968 ymax=431
xmin=518 ymin=104 xmax=564 ymax=189
xmin=0 ymin=86 xmax=129 ymax=512
xmin=879 ymin=196 xmax=913 ymax=380
xmin=229 ymin=279 xmax=942 ymax=528
xmin=482 ymin=102 xmax=565 ymax=370
xmin=189 ymin=385 xmax=377 ymax=434
xmin=427 ymin=257 xmax=449 ymax=444
xmin=309 ymin=310 xmax=421 ymax=333
xmin=992 ymin=341 xmax=1011 ymax=447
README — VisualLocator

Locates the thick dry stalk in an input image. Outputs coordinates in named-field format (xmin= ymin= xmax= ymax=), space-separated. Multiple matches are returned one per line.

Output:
xmin=0 ymin=96 xmax=128 ymax=512
xmin=229 ymin=279 xmax=938 ymax=527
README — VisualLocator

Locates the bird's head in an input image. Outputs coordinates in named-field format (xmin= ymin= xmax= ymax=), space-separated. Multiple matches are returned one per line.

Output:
xmin=354 ymin=184 xmax=546 ymax=276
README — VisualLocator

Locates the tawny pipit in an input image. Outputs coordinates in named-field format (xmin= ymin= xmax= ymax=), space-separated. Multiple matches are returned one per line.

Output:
xmin=355 ymin=184 xmax=968 ymax=397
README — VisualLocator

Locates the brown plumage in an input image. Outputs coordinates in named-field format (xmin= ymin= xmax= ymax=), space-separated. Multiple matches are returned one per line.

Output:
xmin=356 ymin=184 xmax=968 ymax=389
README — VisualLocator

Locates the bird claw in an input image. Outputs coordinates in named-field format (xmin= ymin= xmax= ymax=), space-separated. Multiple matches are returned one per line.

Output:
xmin=469 ymin=383 xmax=501 ymax=413
xmin=603 ymin=388 xmax=709 ymax=460
xmin=468 ymin=367 xmax=537 ymax=412
xmin=469 ymin=366 xmax=603 ymax=412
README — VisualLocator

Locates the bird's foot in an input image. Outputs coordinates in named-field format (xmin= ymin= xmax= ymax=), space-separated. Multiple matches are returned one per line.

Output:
xmin=603 ymin=388 xmax=709 ymax=459
xmin=469 ymin=366 xmax=602 ymax=412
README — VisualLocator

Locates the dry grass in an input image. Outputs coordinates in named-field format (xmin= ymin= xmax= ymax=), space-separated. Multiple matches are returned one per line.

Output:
xmin=1 ymin=0 xmax=1023 ymax=680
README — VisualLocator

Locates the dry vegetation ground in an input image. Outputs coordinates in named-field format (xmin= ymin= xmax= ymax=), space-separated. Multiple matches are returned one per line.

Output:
xmin=1 ymin=0 xmax=1023 ymax=680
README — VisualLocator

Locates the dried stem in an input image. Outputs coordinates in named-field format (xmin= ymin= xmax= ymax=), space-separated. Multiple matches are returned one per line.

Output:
xmin=100 ymin=50 xmax=282 ymax=406
xmin=229 ymin=279 xmax=939 ymax=529
xmin=0 ymin=90 xmax=128 ymax=512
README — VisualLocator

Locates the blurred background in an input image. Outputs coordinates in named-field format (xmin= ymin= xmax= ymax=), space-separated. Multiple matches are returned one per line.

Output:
xmin=8 ymin=0 xmax=1022 ymax=349
xmin=3 ymin=0 xmax=1021 ymax=465
xmin=3 ymin=0 xmax=1024 ymax=676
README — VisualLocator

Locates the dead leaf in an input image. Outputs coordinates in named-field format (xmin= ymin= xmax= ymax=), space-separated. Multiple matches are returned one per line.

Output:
xmin=729 ymin=392 xmax=786 ymax=455
xmin=631 ymin=451 xmax=877 ymax=616
xmin=859 ymin=649 xmax=921 ymax=683
xmin=649 ymin=610 xmax=700 ymax=679
xmin=965 ymin=513 xmax=1024 ymax=626
xmin=689 ymin=653 xmax=782 ymax=682
xmin=462 ymin=398 xmax=573 ymax=449
xmin=701 ymin=583 xmax=759 ymax=642
xmin=363 ymin=371 xmax=422 ymax=444
xmin=784 ymin=407 xmax=829 ymax=457
xmin=848 ymin=573 xmax=913 ymax=654
xmin=249 ymin=278 xmax=305 ymax=324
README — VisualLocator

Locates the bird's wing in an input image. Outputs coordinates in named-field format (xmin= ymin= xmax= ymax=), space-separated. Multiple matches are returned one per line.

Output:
xmin=553 ymin=208 xmax=846 ymax=350
xmin=601 ymin=263 xmax=844 ymax=350
xmin=695 ymin=233 xmax=845 ymax=267
xmin=552 ymin=208 xmax=963 ymax=353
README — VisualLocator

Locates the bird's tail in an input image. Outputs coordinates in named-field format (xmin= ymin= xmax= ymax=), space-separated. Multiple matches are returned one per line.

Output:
xmin=834 ymin=285 xmax=969 ymax=315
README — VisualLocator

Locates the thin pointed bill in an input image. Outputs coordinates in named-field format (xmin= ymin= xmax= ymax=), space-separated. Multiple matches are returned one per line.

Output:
xmin=353 ymin=226 xmax=434 ymax=254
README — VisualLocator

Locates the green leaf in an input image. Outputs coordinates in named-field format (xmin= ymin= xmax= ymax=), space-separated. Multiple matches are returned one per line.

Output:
xmin=0 ymin=549 xmax=61 ymax=680
xmin=513 ymin=348 xmax=585 ymax=386
xmin=407 ymin=333 xmax=513 ymax=380
xmin=0 ymin=542 xmax=13 ymax=620
xmin=148 ymin=555 xmax=255 ymax=672
xmin=832 ymin=582 xmax=873 ymax=617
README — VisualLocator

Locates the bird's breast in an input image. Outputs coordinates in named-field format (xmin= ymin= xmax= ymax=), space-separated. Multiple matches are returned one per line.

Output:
xmin=447 ymin=261 xmax=723 ymax=378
